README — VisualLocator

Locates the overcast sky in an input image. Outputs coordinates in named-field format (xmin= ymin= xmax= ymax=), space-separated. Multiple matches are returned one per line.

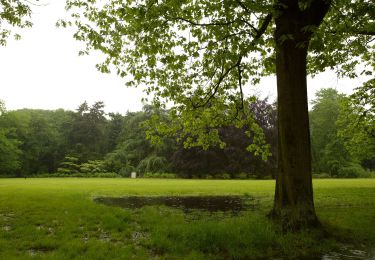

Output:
xmin=0 ymin=1 xmax=370 ymax=114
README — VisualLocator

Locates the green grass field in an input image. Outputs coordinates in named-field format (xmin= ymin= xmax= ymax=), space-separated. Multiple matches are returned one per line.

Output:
xmin=0 ymin=178 xmax=374 ymax=259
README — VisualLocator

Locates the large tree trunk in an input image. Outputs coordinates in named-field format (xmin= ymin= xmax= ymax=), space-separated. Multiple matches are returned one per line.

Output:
xmin=269 ymin=0 xmax=331 ymax=230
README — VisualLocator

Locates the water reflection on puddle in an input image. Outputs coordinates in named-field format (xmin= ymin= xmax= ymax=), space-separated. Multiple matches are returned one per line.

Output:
xmin=322 ymin=245 xmax=374 ymax=260
xmin=94 ymin=195 xmax=256 ymax=214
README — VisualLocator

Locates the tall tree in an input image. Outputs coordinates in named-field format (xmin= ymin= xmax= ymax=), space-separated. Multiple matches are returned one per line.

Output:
xmin=309 ymin=88 xmax=349 ymax=176
xmin=106 ymin=106 xmax=175 ymax=175
xmin=106 ymin=112 xmax=126 ymax=152
xmin=337 ymin=79 xmax=375 ymax=168
xmin=69 ymin=101 xmax=108 ymax=162
xmin=64 ymin=0 xmax=374 ymax=229
xmin=0 ymin=101 xmax=22 ymax=175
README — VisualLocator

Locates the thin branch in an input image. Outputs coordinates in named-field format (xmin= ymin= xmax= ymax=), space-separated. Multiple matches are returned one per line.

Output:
xmin=186 ymin=13 xmax=273 ymax=109
xmin=235 ymin=0 xmax=252 ymax=15
xmin=22 ymin=0 xmax=49 ymax=7
xmin=235 ymin=0 xmax=263 ymax=34
xmin=239 ymin=18 xmax=259 ymax=35
xmin=192 ymin=56 xmax=243 ymax=108
xmin=237 ymin=62 xmax=244 ymax=110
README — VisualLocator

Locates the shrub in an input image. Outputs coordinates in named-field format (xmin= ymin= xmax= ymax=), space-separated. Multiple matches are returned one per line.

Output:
xmin=33 ymin=172 xmax=120 ymax=178
xmin=137 ymin=156 xmax=169 ymax=174
xmin=368 ymin=171 xmax=375 ymax=178
xmin=118 ymin=164 xmax=135 ymax=177
xmin=247 ymin=174 xmax=257 ymax=179
xmin=312 ymin=173 xmax=331 ymax=179
xmin=143 ymin=172 xmax=159 ymax=178
xmin=79 ymin=160 xmax=105 ymax=173
xmin=326 ymin=160 xmax=341 ymax=177
xmin=57 ymin=156 xmax=80 ymax=174
xmin=88 ymin=172 xmax=120 ymax=178
xmin=236 ymin=172 xmax=248 ymax=179
xmin=160 ymin=173 xmax=177 ymax=178
xmin=143 ymin=172 xmax=177 ymax=179
xmin=216 ymin=173 xmax=231 ymax=179
xmin=337 ymin=163 xmax=367 ymax=178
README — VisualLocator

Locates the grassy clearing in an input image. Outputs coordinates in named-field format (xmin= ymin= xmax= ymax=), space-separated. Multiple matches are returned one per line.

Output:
xmin=0 ymin=178 xmax=374 ymax=259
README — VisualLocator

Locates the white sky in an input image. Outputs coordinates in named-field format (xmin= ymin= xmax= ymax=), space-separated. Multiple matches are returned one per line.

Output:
xmin=0 ymin=1 xmax=370 ymax=114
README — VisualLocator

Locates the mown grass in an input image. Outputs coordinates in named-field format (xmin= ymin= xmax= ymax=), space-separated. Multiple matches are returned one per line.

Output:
xmin=0 ymin=178 xmax=374 ymax=259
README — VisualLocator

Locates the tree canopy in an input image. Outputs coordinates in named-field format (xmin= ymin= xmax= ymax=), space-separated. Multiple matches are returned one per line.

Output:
xmin=60 ymin=0 xmax=373 ymax=154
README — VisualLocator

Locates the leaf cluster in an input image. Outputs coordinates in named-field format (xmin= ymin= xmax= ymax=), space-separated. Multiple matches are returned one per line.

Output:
xmin=0 ymin=0 xmax=34 ymax=45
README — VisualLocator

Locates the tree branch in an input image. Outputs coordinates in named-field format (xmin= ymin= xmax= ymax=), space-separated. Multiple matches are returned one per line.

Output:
xmin=191 ymin=56 xmax=243 ymax=108
xmin=237 ymin=63 xmax=244 ymax=110
xmin=235 ymin=0 xmax=252 ymax=15
xmin=189 ymin=14 xmax=272 ymax=109
xmin=184 ymin=12 xmax=272 ymax=109
xmin=253 ymin=13 xmax=272 ymax=41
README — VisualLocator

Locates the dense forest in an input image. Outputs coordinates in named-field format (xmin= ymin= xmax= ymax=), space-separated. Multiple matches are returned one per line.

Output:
xmin=0 ymin=88 xmax=374 ymax=179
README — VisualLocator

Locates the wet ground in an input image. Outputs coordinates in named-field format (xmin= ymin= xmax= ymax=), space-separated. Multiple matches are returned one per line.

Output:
xmin=322 ymin=244 xmax=374 ymax=260
xmin=94 ymin=195 xmax=256 ymax=213
xmin=95 ymin=196 xmax=374 ymax=259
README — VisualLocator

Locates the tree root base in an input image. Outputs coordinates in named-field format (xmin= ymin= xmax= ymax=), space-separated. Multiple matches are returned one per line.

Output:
xmin=268 ymin=207 xmax=321 ymax=232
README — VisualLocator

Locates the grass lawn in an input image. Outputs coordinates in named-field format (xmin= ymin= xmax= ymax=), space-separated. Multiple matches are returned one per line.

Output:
xmin=0 ymin=178 xmax=374 ymax=259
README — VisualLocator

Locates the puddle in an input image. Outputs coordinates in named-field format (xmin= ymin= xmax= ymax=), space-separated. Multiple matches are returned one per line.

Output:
xmin=2 ymin=225 xmax=11 ymax=231
xmin=322 ymin=245 xmax=374 ymax=260
xmin=0 ymin=212 xmax=15 ymax=221
xmin=94 ymin=195 xmax=255 ymax=213
xmin=131 ymin=231 xmax=150 ymax=244
xmin=27 ymin=249 xmax=49 ymax=257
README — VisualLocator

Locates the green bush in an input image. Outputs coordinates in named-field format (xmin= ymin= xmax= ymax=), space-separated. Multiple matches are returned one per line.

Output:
xmin=79 ymin=160 xmax=105 ymax=173
xmin=143 ymin=172 xmax=177 ymax=179
xmin=337 ymin=163 xmax=368 ymax=178
xmin=160 ymin=173 xmax=177 ymax=178
xmin=326 ymin=160 xmax=341 ymax=177
xmin=33 ymin=172 xmax=120 ymax=178
xmin=89 ymin=172 xmax=120 ymax=178
xmin=143 ymin=172 xmax=159 ymax=178
xmin=236 ymin=172 xmax=248 ymax=179
xmin=57 ymin=156 xmax=80 ymax=174
xmin=312 ymin=173 xmax=331 ymax=179
xmin=247 ymin=174 xmax=257 ymax=179
xmin=216 ymin=173 xmax=231 ymax=179
xmin=137 ymin=156 xmax=169 ymax=174
xmin=118 ymin=164 xmax=135 ymax=177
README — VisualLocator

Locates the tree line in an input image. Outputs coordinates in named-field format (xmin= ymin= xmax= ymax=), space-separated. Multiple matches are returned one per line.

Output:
xmin=0 ymin=99 xmax=276 ymax=178
xmin=0 ymin=88 xmax=373 ymax=178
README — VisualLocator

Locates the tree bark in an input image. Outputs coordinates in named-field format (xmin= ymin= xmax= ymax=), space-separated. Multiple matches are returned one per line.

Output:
xmin=269 ymin=0 xmax=331 ymax=230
